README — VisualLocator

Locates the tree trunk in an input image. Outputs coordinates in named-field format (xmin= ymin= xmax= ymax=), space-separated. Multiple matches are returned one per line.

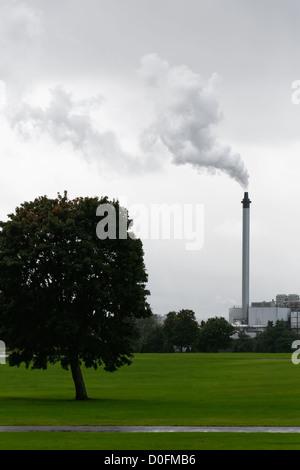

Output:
xmin=70 ymin=356 xmax=88 ymax=400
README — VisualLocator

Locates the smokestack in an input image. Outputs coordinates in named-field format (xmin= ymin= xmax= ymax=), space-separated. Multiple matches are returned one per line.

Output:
xmin=242 ymin=192 xmax=251 ymax=323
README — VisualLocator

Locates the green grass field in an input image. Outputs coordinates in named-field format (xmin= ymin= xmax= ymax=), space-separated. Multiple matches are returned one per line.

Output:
xmin=1 ymin=353 xmax=300 ymax=449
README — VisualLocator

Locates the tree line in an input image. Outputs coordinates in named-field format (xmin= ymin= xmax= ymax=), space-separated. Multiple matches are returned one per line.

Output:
xmin=133 ymin=310 xmax=299 ymax=353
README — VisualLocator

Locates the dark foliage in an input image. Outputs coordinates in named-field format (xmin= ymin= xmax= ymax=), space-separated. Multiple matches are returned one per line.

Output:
xmin=0 ymin=192 xmax=151 ymax=399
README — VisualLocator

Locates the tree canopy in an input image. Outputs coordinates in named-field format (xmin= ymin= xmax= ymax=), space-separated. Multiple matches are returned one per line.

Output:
xmin=198 ymin=316 xmax=235 ymax=352
xmin=0 ymin=192 xmax=151 ymax=400
xmin=163 ymin=309 xmax=199 ymax=352
xmin=253 ymin=320 xmax=297 ymax=353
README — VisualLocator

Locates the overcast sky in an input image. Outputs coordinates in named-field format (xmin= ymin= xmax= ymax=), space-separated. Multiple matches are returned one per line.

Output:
xmin=1 ymin=0 xmax=300 ymax=321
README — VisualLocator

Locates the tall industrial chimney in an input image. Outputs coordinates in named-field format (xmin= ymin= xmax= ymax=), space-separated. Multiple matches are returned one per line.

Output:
xmin=242 ymin=192 xmax=251 ymax=323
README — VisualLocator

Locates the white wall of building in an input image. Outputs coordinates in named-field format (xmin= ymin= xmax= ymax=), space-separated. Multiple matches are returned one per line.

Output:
xmin=229 ymin=306 xmax=290 ymax=326
xmin=229 ymin=307 xmax=244 ymax=324
xmin=248 ymin=307 xmax=290 ymax=325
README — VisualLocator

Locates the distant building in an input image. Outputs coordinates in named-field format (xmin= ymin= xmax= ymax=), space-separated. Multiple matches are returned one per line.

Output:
xmin=229 ymin=306 xmax=290 ymax=325
xmin=248 ymin=306 xmax=290 ymax=325
xmin=291 ymin=311 xmax=300 ymax=333
xmin=229 ymin=293 xmax=300 ymax=335
xmin=251 ymin=300 xmax=275 ymax=308
xmin=276 ymin=294 xmax=300 ymax=309
xmin=153 ymin=314 xmax=165 ymax=324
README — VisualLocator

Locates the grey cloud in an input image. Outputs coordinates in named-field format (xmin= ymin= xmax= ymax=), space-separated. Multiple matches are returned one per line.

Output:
xmin=9 ymin=86 xmax=127 ymax=165
xmin=7 ymin=85 xmax=149 ymax=176
xmin=6 ymin=53 xmax=250 ymax=189
xmin=2 ymin=0 xmax=249 ymax=189
xmin=0 ymin=1 xmax=43 ymax=83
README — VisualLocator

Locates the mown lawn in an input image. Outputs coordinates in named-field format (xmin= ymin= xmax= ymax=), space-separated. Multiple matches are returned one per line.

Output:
xmin=1 ymin=432 xmax=300 ymax=450
xmin=1 ymin=353 xmax=300 ymax=449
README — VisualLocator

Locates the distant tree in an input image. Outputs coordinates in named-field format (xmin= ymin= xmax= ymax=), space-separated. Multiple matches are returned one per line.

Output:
xmin=133 ymin=317 xmax=155 ymax=352
xmin=163 ymin=311 xmax=178 ymax=352
xmin=163 ymin=309 xmax=199 ymax=352
xmin=133 ymin=316 xmax=165 ymax=352
xmin=141 ymin=324 xmax=165 ymax=353
xmin=233 ymin=330 xmax=254 ymax=352
xmin=254 ymin=320 xmax=298 ymax=353
xmin=198 ymin=317 xmax=235 ymax=352
xmin=175 ymin=309 xmax=199 ymax=352
xmin=0 ymin=192 xmax=151 ymax=400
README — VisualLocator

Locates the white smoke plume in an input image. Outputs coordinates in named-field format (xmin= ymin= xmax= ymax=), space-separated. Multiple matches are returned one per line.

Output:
xmin=137 ymin=54 xmax=249 ymax=189
xmin=1 ymin=7 xmax=249 ymax=191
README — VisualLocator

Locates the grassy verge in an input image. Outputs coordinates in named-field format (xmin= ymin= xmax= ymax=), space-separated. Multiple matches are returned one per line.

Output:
xmin=0 ymin=432 xmax=300 ymax=450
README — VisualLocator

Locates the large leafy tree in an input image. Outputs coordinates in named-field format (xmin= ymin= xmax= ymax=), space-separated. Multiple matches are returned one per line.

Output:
xmin=0 ymin=192 xmax=151 ymax=400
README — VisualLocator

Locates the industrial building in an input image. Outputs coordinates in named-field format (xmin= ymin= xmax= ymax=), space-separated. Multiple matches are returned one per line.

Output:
xmin=229 ymin=297 xmax=299 ymax=329
xmin=228 ymin=192 xmax=300 ymax=335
